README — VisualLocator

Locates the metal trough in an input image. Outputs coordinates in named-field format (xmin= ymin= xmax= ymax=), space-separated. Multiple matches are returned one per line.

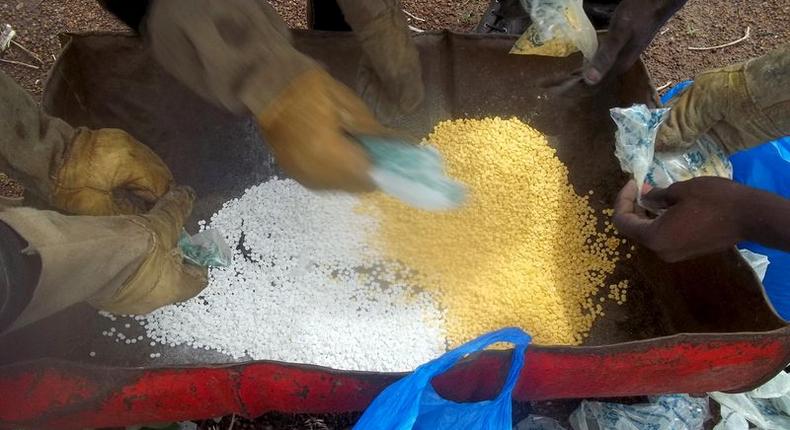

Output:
xmin=0 ymin=32 xmax=787 ymax=429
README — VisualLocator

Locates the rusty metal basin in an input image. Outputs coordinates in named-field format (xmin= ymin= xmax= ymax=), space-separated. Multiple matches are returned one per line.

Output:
xmin=0 ymin=32 xmax=787 ymax=429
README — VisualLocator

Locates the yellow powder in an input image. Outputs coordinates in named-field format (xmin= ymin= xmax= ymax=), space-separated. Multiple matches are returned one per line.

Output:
xmin=361 ymin=117 xmax=627 ymax=346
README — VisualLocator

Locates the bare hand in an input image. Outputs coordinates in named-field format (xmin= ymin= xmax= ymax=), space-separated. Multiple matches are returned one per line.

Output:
xmin=612 ymin=177 xmax=748 ymax=262
xmin=583 ymin=0 xmax=687 ymax=85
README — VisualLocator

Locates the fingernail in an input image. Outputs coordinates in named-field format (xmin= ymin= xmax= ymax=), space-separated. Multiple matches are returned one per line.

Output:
xmin=583 ymin=67 xmax=601 ymax=85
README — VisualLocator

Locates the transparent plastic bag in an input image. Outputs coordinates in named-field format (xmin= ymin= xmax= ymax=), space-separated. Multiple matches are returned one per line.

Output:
xmin=649 ymin=134 xmax=733 ymax=188
xmin=611 ymin=104 xmax=733 ymax=207
xmin=738 ymin=249 xmax=770 ymax=282
xmin=714 ymin=404 xmax=749 ymax=430
xmin=356 ymin=135 xmax=467 ymax=211
xmin=178 ymin=229 xmax=232 ymax=268
xmin=515 ymin=415 xmax=568 ymax=430
xmin=709 ymin=371 xmax=790 ymax=430
xmin=611 ymin=105 xmax=668 ymax=206
xmin=510 ymin=0 xmax=598 ymax=59
xmin=569 ymin=395 xmax=709 ymax=430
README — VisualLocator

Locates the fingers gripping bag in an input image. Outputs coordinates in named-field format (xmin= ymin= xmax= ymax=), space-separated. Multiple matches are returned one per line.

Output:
xmin=510 ymin=0 xmax=598 ymax=59
xmin=353 ymin=327 xmax=531 ymax=430
xmin=610 ymin=104 xmax=733 ymax=207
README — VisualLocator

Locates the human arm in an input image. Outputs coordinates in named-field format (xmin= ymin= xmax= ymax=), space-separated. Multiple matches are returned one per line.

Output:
xmin=0 ymin=187 xmax=207 ymax=333
xmin=612 ymin=177 xmax=790 ymax=262
xmin=583 ymin=0 xmax=688 ymax=85
xmin=0 ymin=71 xmax=173 ymax=216
xmin=655 ymin=45 xmax=790 ymax=153
xmin=146 ymin=0 xmax=423 ymax=191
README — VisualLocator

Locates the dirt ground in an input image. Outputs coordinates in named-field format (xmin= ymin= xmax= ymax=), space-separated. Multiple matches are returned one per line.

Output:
xmin=3 ymin=0 xmax=787 ymax=99
xmin=0 ymin=0 xmax=787 ymax=428
xmin=643 ymin=0 xmax=790 ymax=87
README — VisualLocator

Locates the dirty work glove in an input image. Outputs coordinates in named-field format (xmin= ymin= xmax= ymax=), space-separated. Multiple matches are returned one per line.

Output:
xmin=655 ymin=45 xmax=790 ymax=154
xmin=583 ymin=0 xmax=687 ymax=85
xmin=258 ymin=68 xmax=386 ymax=192
xmin=335 ymin=0 xmax=424 ymax=120
xmin=0 ymin=186 xmax=207 ymax=333
xmin=91 ymin=186 xmax=208 ymax=314
xmin=0 ymin=70 xmax=173 ymax=215
xmin=148 ymin=0 xmax=383 ymax=191
xmin=51 ymin=128 xmax=174 ymax=215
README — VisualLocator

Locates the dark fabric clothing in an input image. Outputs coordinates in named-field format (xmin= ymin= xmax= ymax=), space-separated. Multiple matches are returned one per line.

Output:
xmin=308 ymin=0 xmax=352 ymax=31
xmin=97 ymin=0 xmax=152 ymax=32
xmin=0 ymin=220 xmax=40 ymax=333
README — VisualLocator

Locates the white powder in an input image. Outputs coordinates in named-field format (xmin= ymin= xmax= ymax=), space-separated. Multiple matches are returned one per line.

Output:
xmin=113 ymin=178 xmax=447 ymax=372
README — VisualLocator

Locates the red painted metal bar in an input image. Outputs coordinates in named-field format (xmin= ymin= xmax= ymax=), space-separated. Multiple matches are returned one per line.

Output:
xmin=2 ymin=330 xmax=788 ymax=429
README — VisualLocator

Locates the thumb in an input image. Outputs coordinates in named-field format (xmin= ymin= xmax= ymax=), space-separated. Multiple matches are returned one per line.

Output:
xmin=641 ymin=185 xmax=679 ymax=211
xmin=583 ymin=27 xmax=629 ymax=85
xmin=144 ymin=186 xmax=196 ymax=245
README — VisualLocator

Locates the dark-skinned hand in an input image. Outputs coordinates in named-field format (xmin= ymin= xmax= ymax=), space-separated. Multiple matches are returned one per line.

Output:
xmin=613 ymin=177 xmax=749 ymax=262
xmin=583 ymin=0 xmax=688 ymax=85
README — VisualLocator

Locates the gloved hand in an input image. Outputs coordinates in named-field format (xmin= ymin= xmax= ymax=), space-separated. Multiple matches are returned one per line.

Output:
xmin=258 ymin=68 xmax=384 ymax=192
xmin=52 ymin=128 xmax=174 ymax=216
xmin=655 ymin=45 xmax=790 ymax=154
xmin=1 ymin=70 xmax=174 ymax=215
xmin=148 ymin=0 xmax=394 ymax=192
xmin=148 ymin=0 xmax=423 ymax=191
xmin=90 ymin=186 xmax=208 ymax=314
xmin=0 ymin=186 xmax=207 ymax=332
xmin=335 ymin=0 xmax=424 ymax=120
xmin=583 ymin=0 xmax=687 ymax=85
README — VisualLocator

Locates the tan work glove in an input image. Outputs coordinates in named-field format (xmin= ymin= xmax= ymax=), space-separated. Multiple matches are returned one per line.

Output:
xmin=258 ymin=68 xmax=386 ymax=192
xmin=0 ymin=70 xmax=173 ymax=216
xmin=90 ymin=186 xmax=208 ymax=314
xmin=0 ymin=186 xmax=207 ymax=332
xmin=335 ymin=0 xmax=424 ymax=120
xmin=51 ymin=128 xmax=174 ymax=216
xmin=147 ymin=0 xmax=413 ymax=191
xmin=656 ymin=45 xmax=790 ymax=154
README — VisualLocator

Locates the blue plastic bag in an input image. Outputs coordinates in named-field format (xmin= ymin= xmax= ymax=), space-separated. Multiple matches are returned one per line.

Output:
xmin=662 ymin=82 xmax=790 ymax=320
xmin=354 ymin=327 xmax=531 ymax=430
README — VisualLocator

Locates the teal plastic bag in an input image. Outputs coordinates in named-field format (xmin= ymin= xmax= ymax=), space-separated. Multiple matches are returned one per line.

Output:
xmin=354 ymin=327 xmax=531 ymax=430
xmin=178 ymin=229 xmax=232 ymax=268
xmin=356 ymin=135 xmax=467 ymax=211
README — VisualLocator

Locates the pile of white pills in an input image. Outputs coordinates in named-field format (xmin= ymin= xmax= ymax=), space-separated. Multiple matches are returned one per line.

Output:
xmin=102 ymin=178 xmax=447 ymax=372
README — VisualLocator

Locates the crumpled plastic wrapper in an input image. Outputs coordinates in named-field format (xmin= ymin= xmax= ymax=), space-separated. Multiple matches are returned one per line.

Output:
xmin=356 ymin=135 xmax=466 ymax=211
xmin=611 ymin=104 xmax=733 ymax=207
xmin=178 ymin=229 xmax=232 ymax=268
xmin=510 ymin=0 xmax=598 ymax=59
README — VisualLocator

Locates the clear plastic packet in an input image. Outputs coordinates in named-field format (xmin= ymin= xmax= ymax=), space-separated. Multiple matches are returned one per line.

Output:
xmin=178 ymin=229 xmax=232 ymax=268
xmin=611 ymin=105 xmax=668 ymax=206
xmin=515 ymin=415 xmax=568 ymax=430
xmin=611 ymin=104 xmax=733 ymax=207
xmin=710 ymin=371 xmax=790 ymax=430
xmin=649 ymin=134 xmax=733 ymax=188
xmin=510 ymin=0 xmax=598 ymax=59
xmin=356 ymin=135 xmax=467 ymax=211
xmin=738 ymin=249 xmax=770 ymax=282
xmin=569 ymin=394 xmax=709 ymax=430
xmin=1 ymin=24 xmax=15 ymax=52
